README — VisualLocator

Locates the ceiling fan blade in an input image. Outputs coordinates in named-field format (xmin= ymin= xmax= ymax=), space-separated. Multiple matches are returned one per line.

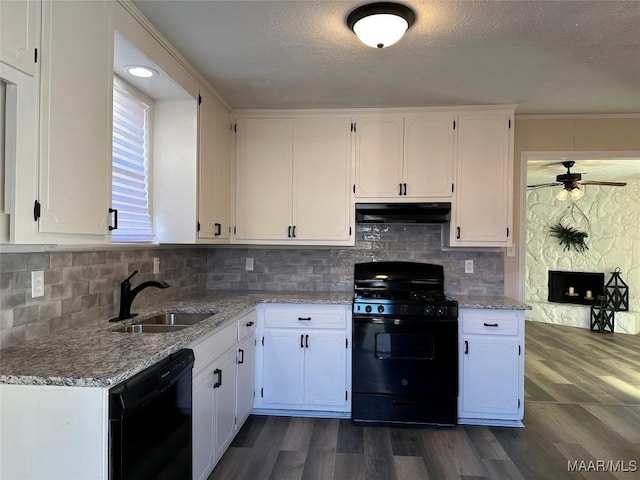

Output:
xmin=577 ymin=180 xmax=627 ymax=186
xmin=527 ymin=182 xmax=561 ymax=189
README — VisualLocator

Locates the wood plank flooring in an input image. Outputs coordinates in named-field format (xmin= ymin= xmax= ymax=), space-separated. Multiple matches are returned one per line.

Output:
xmin=210 ymin=321 xmax=640 ymax=479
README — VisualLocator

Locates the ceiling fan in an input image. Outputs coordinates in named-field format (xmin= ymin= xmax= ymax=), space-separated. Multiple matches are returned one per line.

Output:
xmin=527 ymin=161 xmax=627 ymax=200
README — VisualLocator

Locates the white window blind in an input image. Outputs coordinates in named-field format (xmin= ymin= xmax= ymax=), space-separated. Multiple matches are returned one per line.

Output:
xmin=111 ymin=81 xmax=153 ymax=242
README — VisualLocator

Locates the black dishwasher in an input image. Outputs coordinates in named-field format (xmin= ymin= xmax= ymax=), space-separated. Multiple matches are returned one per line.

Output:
xmin=109 ymin=349 xmax=195 ymax=480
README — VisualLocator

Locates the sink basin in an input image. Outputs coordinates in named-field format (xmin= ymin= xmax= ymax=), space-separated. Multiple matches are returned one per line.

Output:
xmin=139 ymin=312 xmax=213 ymax=326
xmin=112 ymin=324 xmax=189 ymax=333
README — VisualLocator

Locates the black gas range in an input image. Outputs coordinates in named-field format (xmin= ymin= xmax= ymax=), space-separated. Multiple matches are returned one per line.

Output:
xmin=351 ymin=261 xmax=459 ymax=426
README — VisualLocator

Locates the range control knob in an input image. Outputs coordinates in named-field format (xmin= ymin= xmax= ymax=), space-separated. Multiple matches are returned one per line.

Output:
xmin=400 ymin=304 xmax=409 ymax=314
xmin=424 ymin=305 xmax=435 ymax=316
xmin=377 ymin=305 xmax=385 ymax=314
xmin=436 ymin=306 xmax=447 ymax=317
xmin=365 ymin=305 xmax=372 ymax=313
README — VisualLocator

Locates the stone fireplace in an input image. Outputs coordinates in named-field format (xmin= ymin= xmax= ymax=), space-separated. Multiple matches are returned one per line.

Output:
xmin=548 ymin=270 xmax=604 ymax=306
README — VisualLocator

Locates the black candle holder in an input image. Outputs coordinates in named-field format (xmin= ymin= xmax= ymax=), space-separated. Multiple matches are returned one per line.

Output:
xmin=605 ymin=267 xmax=629 ymax=312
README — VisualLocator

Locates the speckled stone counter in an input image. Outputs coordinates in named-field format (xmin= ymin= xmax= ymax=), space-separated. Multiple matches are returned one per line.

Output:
xmin=0 ymin=291 xmax=351 ymax=388
xmin=454 ymin=295 xmax=531 ymax=310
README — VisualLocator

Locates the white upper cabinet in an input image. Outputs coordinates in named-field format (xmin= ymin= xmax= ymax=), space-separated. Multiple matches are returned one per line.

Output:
xmin=403 ymin=113 xmax=455 ymax=198
xmin=292 ymin=117 xmax=352 ymax=242
xmin=234 ymin=114 xmax=353 ymax=245
xmin=0 ymin=0 xmax=40 ymax=76
xmin=38 ymin=0 xmax=113 ymax=236
xmin=234 ymin=117 xmax=293 ymax=241
xmin=354 ymin=112 xmax=455 ymax=200
xmin=198 ymin=90 xmax=232 ymax=242
xmin=448 ymin=110 xmax=514 ymax=246
xmin=354 ymin=115 xmax=404 ymax=198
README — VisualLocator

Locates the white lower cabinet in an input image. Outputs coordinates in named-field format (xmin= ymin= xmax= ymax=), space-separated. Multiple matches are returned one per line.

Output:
xmin=458 ymin=308 xmax=524 ymax=426
xmin=190 ymin=308 xmax=257 ymax=480
xmin=254 ymin=304 xmax=351 ymax=415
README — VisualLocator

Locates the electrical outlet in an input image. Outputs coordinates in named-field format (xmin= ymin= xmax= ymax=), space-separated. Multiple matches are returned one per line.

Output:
xmin=31 ymin=270 xmax=44 ymax=298
xmin=153 ymin=257 xmax=160 ymax=274
xmin=464 ymin=260 xmax=474 ymax=274
xmin=506 ymin=246 xmax=516 ymax=257
xmin=246 ymin=258 xmax=254 ymax=271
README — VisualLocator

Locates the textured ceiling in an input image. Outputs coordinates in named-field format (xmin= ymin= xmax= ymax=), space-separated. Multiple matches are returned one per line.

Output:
xmin=132 ymin=0 xmax=640 ymax=114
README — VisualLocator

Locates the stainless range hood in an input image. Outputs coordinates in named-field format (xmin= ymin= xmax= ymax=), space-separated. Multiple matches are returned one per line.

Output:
xmin=355 ymin=202 xmax=451 ymax=224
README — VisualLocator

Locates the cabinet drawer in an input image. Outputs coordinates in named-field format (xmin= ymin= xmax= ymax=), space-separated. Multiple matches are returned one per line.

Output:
xmin=461 ymin=310 xmax=520 ymax=336
xmin=262 ymin=304 xmax=348 ymax=329
xmin=237 ymin=308 xmax=257 ymax=341
xmin=190 ymin=321 xmax=237 ymax=374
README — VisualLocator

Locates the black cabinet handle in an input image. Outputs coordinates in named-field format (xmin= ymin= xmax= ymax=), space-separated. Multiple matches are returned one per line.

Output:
xmin=109 ymin=208 xmax=118 ymax=231
xmin=213 ymin=368 xmax=222 ymax=388
xmin=292 ymin=225 xmax=296 ymax=238
xmin=298 ymin=317 xmax=311 ymax=321
xmin=398 ymin=183 xmax=403 ymax=196
xmin=483 ymin=322 xmax=499 ymax=327
xmin=288 ymin=226 xmax=292 ymax=238
xmin=214 ymin=223 xmax=221 ymax=236
xmin=305 ymin=334 xmax=309 ymax=348
xmin=456 ymin=226 xmax=461 ymax=239
xmin=464 ymin=340 xmax=469 ymax=354
xmin=403 ymin=183 xmax=407 ymax=196
xmin=238 ymin=349 xmax=244 ymax=364
xmin=246 ymin=321 xmax=255 ymax=327
xmin=300 ymin=334 xmax=304 ymax=348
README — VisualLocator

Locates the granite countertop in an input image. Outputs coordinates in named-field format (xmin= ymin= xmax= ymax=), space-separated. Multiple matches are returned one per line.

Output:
xmin=454 ymin=295 xmax=531 ymax=310
xmin=0 ymin=291 xmax=351 ymax=388
xmin=0 ymin=291 xmax=527 ymax=388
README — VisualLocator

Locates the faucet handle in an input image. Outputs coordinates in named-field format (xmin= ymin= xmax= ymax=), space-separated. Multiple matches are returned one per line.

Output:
xmin=123 ymin=270 xmax=139 ymax=284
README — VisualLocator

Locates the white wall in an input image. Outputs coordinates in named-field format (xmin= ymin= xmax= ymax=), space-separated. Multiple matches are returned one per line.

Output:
xmin=525 ymin=179 xmax=639 ymax=333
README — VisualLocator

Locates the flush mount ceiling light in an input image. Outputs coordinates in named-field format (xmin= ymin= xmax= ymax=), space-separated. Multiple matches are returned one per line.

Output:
xmin=347 ymin=2 xmax=416 ymax=49
xmin=125 ymin=65 xmax=158 ymax=78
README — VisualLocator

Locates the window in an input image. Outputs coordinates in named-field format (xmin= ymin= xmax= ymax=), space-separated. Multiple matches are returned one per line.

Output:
xmin=111 ymin=77 xmax=153 ymax=242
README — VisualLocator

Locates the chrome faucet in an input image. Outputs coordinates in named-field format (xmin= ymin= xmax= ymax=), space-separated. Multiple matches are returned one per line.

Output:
xmin=114 ymin=270 xmax=170 ymax=321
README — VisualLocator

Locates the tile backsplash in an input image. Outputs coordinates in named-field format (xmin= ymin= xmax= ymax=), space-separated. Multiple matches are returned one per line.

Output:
xmin=207 ymin=224 xmax=504 ymax=295
xmin=0 ymin=248 xmax=207 ymax=348
xmin=1 ymin=225 xmax=504 ymax=348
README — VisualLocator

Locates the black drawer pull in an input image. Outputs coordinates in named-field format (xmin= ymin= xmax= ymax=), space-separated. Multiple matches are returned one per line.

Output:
xmin=483 ymin=322 xmax=499 ymax=327
xmin=213 ymin=368 xmax=222 ymax=388
xmin=298 ymin=317 xmax=311 ymax=321
xmin=246 ymin=321 xmax=255 ymax=327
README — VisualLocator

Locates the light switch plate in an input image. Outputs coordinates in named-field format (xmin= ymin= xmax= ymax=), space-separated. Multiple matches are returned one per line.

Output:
xmin=246 ymin=258 xmax=254 ymax=271
xmin=31 ymin=270 xmax=44 ymax=298
xmin=153 ymin=257 xmax=160 ymax=274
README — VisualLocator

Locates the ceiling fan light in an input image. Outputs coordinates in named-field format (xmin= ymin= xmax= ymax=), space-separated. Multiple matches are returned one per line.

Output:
xmin=347 ymin=3 xmax=416 ymax=49
xmin=570 ymin=187 xmax=584 ymax=200
xmin=555 ymin=188 xmax=569 ymax=201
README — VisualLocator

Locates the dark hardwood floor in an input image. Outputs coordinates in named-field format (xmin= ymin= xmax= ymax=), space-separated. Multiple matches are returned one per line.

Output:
xmin=210 ymin=321 xmax=640 ymax=479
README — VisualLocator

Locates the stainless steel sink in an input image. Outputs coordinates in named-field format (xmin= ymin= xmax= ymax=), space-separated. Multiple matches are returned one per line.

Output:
xmin=112 ymin=324 xmax=190 ymax=333
xmin=139 ymin=312 xmax=213 ymax=326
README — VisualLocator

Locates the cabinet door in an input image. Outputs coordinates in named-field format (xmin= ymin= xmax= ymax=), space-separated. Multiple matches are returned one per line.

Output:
xmin=198 ymin=91 xmax=231 ymax=241
xmin=292 ymin=117 xmax=352 ymax=242
xmin=304 ymin=330 xmax=347 ymax=407
xmin=38 ymin=0 xmax=113 ymax=235
xmin=235 ymin=118 xmax=292 ymax=240
xmin=236 ymin=334 xmax=256 ymax=428
xmin=0 ymin=0 xmax=39 ymax=76
xmin=451 ymin=112 xmax=513 ymax=245
xmin=461 ymin=336 xmax=520 ymax=418
xmin=213 ymin=347 xmax=238 ymax=460
xmin=192 ymin=368 xmax=216 ymax=480
xmin=354 ymin=115 xmax=404 ymax=198
xmin=403 ymin=113 xmax=455 ymax=198
xmin=261 ymin=329 xmax=305 ymax=405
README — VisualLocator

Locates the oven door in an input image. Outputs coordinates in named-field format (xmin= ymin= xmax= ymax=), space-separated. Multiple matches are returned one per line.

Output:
xmin=352 ymin=315 xmax=458 ymax=425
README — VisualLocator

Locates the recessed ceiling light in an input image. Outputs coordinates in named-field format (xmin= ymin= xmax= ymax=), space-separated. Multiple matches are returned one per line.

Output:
xmin=126 ymin=65 xmax=158 ymax=78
